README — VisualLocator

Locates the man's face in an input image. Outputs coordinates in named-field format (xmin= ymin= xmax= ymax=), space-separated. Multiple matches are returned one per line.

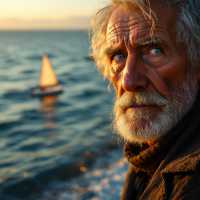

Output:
xmin=105 ymin=3 xmax=200 ymax=143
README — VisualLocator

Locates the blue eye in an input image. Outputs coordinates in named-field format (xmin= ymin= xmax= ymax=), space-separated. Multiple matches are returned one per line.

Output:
xmin=150 ymin=48 xmax=162 ymax=55
xmin=113 ymin=54 xmax=125 ymax=60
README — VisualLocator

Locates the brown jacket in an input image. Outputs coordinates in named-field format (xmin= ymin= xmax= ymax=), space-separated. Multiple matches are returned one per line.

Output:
xmin=121 ymin=93 xmax=200 ymax=200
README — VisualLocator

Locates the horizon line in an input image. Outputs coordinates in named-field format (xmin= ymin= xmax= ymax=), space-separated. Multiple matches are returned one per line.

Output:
xmin=0 ymin=28 xmax=89 ymax=31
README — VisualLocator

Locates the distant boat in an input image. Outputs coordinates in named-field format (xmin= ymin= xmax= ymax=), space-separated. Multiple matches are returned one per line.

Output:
xmin=31 ymin=54 xmax=63 ymax=97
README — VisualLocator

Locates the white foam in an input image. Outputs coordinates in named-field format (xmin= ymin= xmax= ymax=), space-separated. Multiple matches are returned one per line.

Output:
xmin=37 ymin=149 xmax=129 ymax=200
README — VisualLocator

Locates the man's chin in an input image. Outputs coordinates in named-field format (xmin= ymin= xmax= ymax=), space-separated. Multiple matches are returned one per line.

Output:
xmin=126 ymin=118 xmax=151 ymax=131
xmin=113 ymin=114 xmax=173 ymax=144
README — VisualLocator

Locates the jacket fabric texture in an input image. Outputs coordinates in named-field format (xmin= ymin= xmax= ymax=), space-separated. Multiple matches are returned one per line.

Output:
xmin=120 ymin=92 xmax=200 ymax=200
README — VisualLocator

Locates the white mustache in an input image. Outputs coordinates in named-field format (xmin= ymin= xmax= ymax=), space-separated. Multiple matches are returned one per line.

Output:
xmin=114 ymin=92 xmax=169 ymax=113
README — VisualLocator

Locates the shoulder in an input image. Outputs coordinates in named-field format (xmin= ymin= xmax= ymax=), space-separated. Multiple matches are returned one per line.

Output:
xmin=167 ymin=168 xmax=200 ymax=200
xmin=120 ymin=164 xmax=150 ymax=200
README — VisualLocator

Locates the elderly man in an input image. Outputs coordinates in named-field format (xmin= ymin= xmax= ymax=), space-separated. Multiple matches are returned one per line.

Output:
xmin=90 ymin=0 xmax=200 ymax=199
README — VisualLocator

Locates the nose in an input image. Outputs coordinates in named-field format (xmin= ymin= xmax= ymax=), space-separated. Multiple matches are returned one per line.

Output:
xmin=121 ymin=55 xmax=148 ymax=93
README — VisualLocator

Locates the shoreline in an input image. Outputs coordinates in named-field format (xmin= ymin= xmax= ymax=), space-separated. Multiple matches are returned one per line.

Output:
xmin=33 ymin=148 xmax=128 ymax=200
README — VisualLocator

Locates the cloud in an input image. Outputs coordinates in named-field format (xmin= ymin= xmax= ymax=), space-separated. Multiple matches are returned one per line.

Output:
xmin=0 ymin=16 xmax=91 ymax=30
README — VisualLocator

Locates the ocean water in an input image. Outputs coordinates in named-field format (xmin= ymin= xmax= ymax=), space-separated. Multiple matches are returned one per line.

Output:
xmin=0 ymin=31 xmax=128 ymax=200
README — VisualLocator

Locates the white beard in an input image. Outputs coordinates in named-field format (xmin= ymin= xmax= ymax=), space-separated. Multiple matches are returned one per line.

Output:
xmin=112 ymin=70 xmax=199 ymax=144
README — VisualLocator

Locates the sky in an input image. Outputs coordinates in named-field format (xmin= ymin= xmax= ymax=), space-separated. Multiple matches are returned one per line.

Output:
xmin=0 ymin=0 xmax=106 ymax=30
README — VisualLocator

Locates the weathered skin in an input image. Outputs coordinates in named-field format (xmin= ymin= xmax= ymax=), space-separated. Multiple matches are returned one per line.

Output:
xmin=105 ymin=2 xmax=198 ymax=100
xmin=105 ymin=2 xmax=200 ymax=144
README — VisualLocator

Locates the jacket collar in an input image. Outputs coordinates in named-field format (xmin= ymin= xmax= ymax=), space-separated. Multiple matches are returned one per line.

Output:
xmin=162 ymin=148 xmax=200 ymax=174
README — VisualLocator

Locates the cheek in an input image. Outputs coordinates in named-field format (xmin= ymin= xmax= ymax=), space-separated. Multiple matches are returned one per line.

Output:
xmin=154 ymin=61 xmax=190 ymax=97
xmin=162 ymin=62 xmax=190 ymax=87
xmin=110 ymin=73 xmax=119 ymax=92
xmin=111 ymin=59 xmax=126 ymax=73
xmin=156 ymin=67 xmax=175 ymax=92
xmin=110 ymin=61 xmax=125 ymax=91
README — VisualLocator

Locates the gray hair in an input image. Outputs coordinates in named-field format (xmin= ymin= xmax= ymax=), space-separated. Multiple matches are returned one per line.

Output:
xmin=89 ymin=0 xmax=200 ymax=80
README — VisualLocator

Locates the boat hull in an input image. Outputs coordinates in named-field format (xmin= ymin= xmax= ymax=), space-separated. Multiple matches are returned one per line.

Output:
xmin=31 ymin=85 xmax=63 ymax=97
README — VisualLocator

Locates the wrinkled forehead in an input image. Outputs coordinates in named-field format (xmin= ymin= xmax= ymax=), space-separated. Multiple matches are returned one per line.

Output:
xmin=106 ymin=4 xmax=178 ymax=46
xmin=107 ymin=8 xmax=151 ymax=43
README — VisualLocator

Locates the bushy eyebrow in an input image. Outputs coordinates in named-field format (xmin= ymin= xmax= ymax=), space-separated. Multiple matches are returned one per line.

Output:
xmin=104 ymin=37 xmax=166 ymax=56
xmin=135 ymin=37 xmax=166 ymax=46
xmin=104 ymin=47 xmax=122 ymax=56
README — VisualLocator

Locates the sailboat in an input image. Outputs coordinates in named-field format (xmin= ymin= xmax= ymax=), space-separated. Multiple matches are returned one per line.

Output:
xmin=31 ymin=54 xmax=63 ymax=96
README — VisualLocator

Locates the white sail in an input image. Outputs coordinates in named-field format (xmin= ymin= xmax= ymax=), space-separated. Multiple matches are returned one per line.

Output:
xmin=39 ymin=54 xmax=58 ymax=87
